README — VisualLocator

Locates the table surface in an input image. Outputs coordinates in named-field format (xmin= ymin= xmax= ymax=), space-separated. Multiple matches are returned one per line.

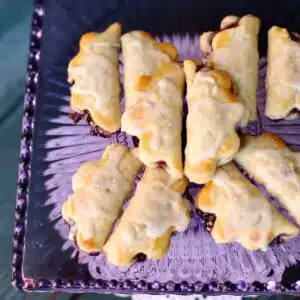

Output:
xmin=0 ymin=1 xmax=298 ymax=300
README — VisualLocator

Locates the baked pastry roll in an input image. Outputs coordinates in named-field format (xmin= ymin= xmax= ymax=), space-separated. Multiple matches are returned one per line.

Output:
xmin=183 ymin=60 xmax=244 ymax=184
xmin=62 ymin=144 xmax=142 ymax=253
xmin=235 ymin=133 xmax=300 ymax=225
xmin=265 ymin=26 xmax=300 ymax=119
xmin=103 ymin=167 xmax=191 ymax=267
xmin=121 ymin=62 xmax=185 ymax=178
xmin=199 ymin=15 xmax=260 ymax=126
xmin=196 ymin=163 xmax=298 ymax=250
xmin=68 ymin=23 xmax=122 ymax=136
xmin=121 ymin=30 xmax=178 ymax=109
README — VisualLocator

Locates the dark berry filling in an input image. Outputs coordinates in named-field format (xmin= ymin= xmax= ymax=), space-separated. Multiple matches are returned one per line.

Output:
xmin=134 ymin=253 xmax=147 ymax=263
xmin=88 ymin=251 xmax=100 ymax=257
xmin=73 ymin=235 xmax=100 ymax=256
xmin=156 ymin=161 xmax=167 ymax=168
xmin=68 ymin=109 xmax=113 ymax=137
xmin=196 ymin=63 xmax=212 ymax=73
xmin=196 ymin=209 xmax=216 ymax=232
xmin=132 ymin=136 xmax=140 ymax=147
xmin=68 ymin=111 xmax=82 ymax=124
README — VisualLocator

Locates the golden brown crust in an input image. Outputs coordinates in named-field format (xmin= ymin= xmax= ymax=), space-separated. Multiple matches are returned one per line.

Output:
xmin=217 ymin=131 xmax=240 ymax=159
xmin=212 ymin=29 xmax=233 ymax=49
xmin=183 ymin=60 xmax=244 ymax=184
xmin=195 ymin=163 xmax=299 ymax=250
xmin=103 ymin=167 xmax=190 ymax=267
xmin=240 ymin=133 xmax=286 ymax=150
xmin=209 ymin=69 xmax=233 ymax=91
xmin=236 ymin=133 xmax=300 ymax=225
xmin=68 ymin=23 xmax=122 ymax=133
xmin=142 ymin=167 xmax=188 ymax=193
xmin=128 ymin=30 xmax=178 ymax=61
xmin=121 ymin=30 xmax=179 ymax=110
xmin=265 ymin=26 xmax=300 ymax=119
xmin=122 ymin=62 xmax=185 ymax=178
xmin=62 ymin=144 xmax=142 ymax=254
xmin=136 ymin=62 xmax=183 ymax=91
xmin=199 ymin=15 xmax=260 ymax=125
xmin=196 ymin=180 xmax=214 ymax=209
xmin=156 ymin=43 xmax=179 ymax=61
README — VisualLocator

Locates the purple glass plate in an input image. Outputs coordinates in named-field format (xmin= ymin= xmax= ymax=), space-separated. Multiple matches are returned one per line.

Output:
xmin=12 ymin=0 xmax=300 ymax=295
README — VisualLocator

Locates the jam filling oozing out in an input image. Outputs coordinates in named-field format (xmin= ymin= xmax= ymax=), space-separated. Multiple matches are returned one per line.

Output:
xmin=156 ymin=161 xmax=167 ymax=169
xmin=68 ymin=109 xmax=112 ymax=137
xmin=197 ymin=161 xmax=289 ymax=245
xmin=196 ymin=63 xmax=212 ymax=73
xmin=134 ymin=253 xmax=147 ymax=263
xmin=197 ymin=209 xmax=216 ymax=232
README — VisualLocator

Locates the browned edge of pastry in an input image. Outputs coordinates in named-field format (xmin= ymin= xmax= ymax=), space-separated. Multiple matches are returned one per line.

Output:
xmin=199 ymin=16 xmax=241 ymax=54
xmin=187 ymin=59 xmax=237 ymax=95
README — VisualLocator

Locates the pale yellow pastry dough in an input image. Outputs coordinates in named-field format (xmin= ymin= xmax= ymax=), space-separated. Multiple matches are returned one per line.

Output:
xmin=121 ymin=30 xmax=178 ymax=109
xmin=183 ymin=60 xmax=244 ymax=184
xmin=68 ymin=23 xmax=122 ymax=134
xmin=62 ymin=144 xmax=142 ymax=253
xmin=199 ymin=15 xmax=260 ymax=126
xmin=121 ymin=62 xmax=185 ymax=178
xmin=265 ymin=26 xmax=300 ymax=119
xmin=236 ymin=133 xmax=300 ymax=225
xmin=196 ymin=163 xmax=298 ymax=250
xmin=103 ymin=167 xmax=191 ymax=267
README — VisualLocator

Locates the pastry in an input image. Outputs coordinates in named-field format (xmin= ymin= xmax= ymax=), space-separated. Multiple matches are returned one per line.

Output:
xmin=121 ymin=30 xmax=178 ymax=109
xmin=196 ymin=163 xmax=298 ymax=250
xmin=62 ymin=144 xmax=142 ymax=253
xmin=235 ymin=133 xmax=300 ymax=225
xmin=183 ymin=60 xmax=244 ymax=184
xmin=68 ymin=23 xmax=122 ymax=136
xmin=121 ymin=62 xmax=185 ymax=178
xmin=103 ymin=167 xmax=190 ymax=267
xmin=265 ymin=26 xmax=300 ymax=119
xmin=199 ymin=15 xmax=260 ymax=126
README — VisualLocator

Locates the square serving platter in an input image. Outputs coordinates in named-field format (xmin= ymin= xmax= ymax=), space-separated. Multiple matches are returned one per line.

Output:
xmin=12 ymin=0 xmax=300 ymax=295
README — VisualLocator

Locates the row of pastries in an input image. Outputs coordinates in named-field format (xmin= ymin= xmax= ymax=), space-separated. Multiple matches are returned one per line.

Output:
xmin=62 ymin=144 xmax=191 ymax=267
xmin=68 ymin=16 xmax=300 ymax=183
xmin=63 ymin=16 xmax=300 ymax=267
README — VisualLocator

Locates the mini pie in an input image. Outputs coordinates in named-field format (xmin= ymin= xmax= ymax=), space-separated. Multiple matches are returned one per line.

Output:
xmin=121 ymin=30 xmax=178 ymax=109
xmin=265 ymin=26 xmax=300 ymax=119
xmin=199 ymin=15 xmax=260 ymax=126
xmin=235 ymin=133 xmax=300 ymax=225
xmin=121 ymin=62 xmax=185 ymax=178
xmin=183 ymin=60 xmax=244 ymax=184
xmin=103 ymin=167 xmax=191 ymax=267
xmin=62 ymin=144 xmax=142 ymax=253
xmin=68 ymin=23 xmax=122 ymax=135
xmin=196 ymin=163 xmax=298 ymax=250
